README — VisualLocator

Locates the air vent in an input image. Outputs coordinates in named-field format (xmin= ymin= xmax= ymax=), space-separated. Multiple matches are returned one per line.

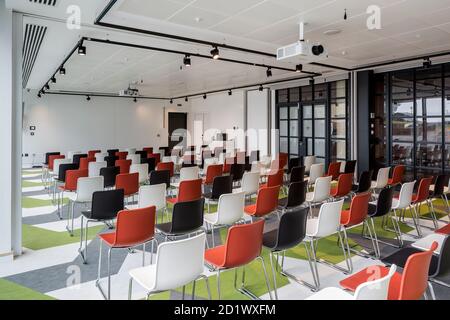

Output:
xmin=28 ymin=0 xmax=57 ymax=6
xmin=22 ymin=24 xmax=47 ymax=88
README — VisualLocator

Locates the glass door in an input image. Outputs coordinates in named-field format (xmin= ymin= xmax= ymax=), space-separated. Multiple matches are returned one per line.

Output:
xmin=278 ymin=103 xmax=301 ymax=158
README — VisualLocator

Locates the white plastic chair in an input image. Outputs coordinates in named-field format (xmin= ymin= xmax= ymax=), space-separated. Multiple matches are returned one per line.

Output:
xmin=306 ymin=264 xmax=397 ymax=300
xmin=304 ymin=155 xmax=316 ymax=174
xmin=130 ymin=163 xmax=149 ymax=184
xmin=236 ymin=171 xmax=260 ymax=199
xmin=95 ymin=153 xmax=108 ymax=162
xmin=204 ymin=192 xmax=245 ymax=247
xmin=371 ymin=167 xmax=390 ymax=190
xmin=127 ymin=154 xmax=141 ymax=165
xmin=307 ymin=163 xmax=324 ymax=187
xmin=129 ymin=183 xmax=167 ymax=222
xmin=305 ymin=175 xmax=331 ymax=214
xmin=88 ymin=161 xmax=107 ymax=177
xmin=171 ymin=166 xmax=199 ymax=189
xmin=125 ymin=148 xmax=136 ymax=155
xmin=128 ymin=233 xmax=211 ymax=300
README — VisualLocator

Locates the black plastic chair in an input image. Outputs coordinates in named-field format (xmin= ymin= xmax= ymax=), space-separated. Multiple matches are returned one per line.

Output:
xmin=79 ymin=189 xmax=124 ymax=263
xmin=262 ymin=207 xmax=314 ymax=298
xmin=344 ymin=160 xmax=357 ymax=174
xmin=278 ymin=181 xmax=307 ymax=210
xmin=156 ymin=198 xmax=205 ymax=237
xmin=141 ymin=157 xmax=156 ymax=173
xmin=149 ymin=169 xmax=170 ymax=189
xmin=289 ymin=166 xmax=305 ymax=184
xmin=230 ymin=163 xmax=245 ymax=184
xmin=104 ymin=155 xmax=118 ymax=168
xmin=352 ymin=170 xmax=373 ymax=193
xmin=287 ymin=157 xmax=303 ymax=174
xmin=429 ymin=174 xmax=450 ymax=220
xmin=56 ymin=163 xmax=78 ymax=183
xmin=382 ymin=235 xmax=450 ymax=299
xmin=135 ymin=150 xmax=147 ymax=160
xmin=44 ymin=152 xmax=60 ymax=165
xmin=100 ymin=166 xmax=120 ymax=188
xmin=107 ymin=149 xmax=119 ymax=157
xmin=204 ymin=175 xmax=233 ymax=212
xmin=73 ymin=154 xmax=87 ymax=168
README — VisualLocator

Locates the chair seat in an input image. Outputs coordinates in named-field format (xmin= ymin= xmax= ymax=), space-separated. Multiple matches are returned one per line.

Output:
xmin=339 ymin=265 xmax=402 ymax=300
xmin=436 ymin=224 xmax=450 ymax=235
xmin=129 ymin=264 xmax=157 ymax=292
xmin=306 ymin=287 xmax=354 ymax=300
xmin=204 ymin=245 xmax=226 ymax=268
xmin=262 ymin=229 xmax=278 ymax=250
xmin=382 ymin=247 xmax=438 ymax=276
xmin=412 ymin=233 xmax=445 ymax=254
xmin=244 ymin=204 xmax=257 ymax=215
xmin=204 ymin=212 xmax=219 ymax=225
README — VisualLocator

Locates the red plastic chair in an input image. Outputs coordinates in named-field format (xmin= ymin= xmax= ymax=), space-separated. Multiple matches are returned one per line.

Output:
xmin=412 ymin=177 xmax=433 ymax=204
xmin=244 ymin=185 xmax=280 ymax=218
xmin=204 ymin=219 xmax=272 ymax=300
xmin=48 ymin=154 xmax=65 ymax=171
xmin=115 ymin=159 xmax=132 ymax=174
xmin=203 ymin=164 xmax=223 ymax=185
xmin=330 ymin=173 xmax=353 ymax=198
xmin=340 ymin=192 xmax=371 ymax=228
xmin=58 ymin=169 xmax=88 ymax=218
xmin=260 ymin=169 xmax=284 ymax=188
xmin=115 ymin=151 xmax=128 ymax=160
xmin=97 ymin=206 xmax=156 ymax=300
xmin=143 ymin=147 xmax=153 ymax=154
xmin=339 ymin=241 xmax=438 ymax=300
xmin=167 ymin=178 xmax=202 ymax=204
xmin=115 ymin=173 xmax=139 ymax=197
xmin=436 ymin=224 xmax=450 ymax=235
xmin=79 ymin=157 xmax=96 ymax=170
xmin=277 ymin=153 xmax=288 ymax=170
xmin=88 ymin=150 xmax=101 ymax=158
xmin=388 ymin=165 xmax=405 ymax=185
xmin=157 ymin=161 xmax=174 ymax=177
xmin=326 ymin=162 xmax=342 ymax=180
xmin=147 ymin=153 xmax=161 ymax=165
xmin=223 ymin=157 xmax=235 ymax=174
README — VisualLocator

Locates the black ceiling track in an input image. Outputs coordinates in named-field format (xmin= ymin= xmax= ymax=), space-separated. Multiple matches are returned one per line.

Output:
xmin=44 ymin=90 xmax=167 ymax=100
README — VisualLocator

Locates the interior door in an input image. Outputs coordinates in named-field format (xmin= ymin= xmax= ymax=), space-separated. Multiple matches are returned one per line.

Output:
xmin=168 ymin=112 xmax=188 ymax=150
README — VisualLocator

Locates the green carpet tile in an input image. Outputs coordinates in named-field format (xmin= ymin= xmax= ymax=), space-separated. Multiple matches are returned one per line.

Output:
xmin=0 ymin=279 xmax=55 ymax=300
xmin=22 ymin=196 xmax=69 ymax=209
xmin=22 ymin=180 xmax=45 ymax=188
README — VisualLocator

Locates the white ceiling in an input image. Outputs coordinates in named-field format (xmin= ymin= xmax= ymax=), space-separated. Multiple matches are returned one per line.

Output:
xmin=9 ymin=0 xmax=450 ymax=97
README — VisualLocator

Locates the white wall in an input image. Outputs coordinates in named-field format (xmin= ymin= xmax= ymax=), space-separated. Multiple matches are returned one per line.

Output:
xmin=247 ymin=89 xmax=270 ymax=156
xmin=22 ymin=91 xmax=183 ymax=165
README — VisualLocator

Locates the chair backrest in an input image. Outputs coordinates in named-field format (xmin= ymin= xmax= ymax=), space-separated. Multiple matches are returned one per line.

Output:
xmin=138 ymin=183 xmax=166 ymax=210
xmin=290 ymin=166 xmax=305 ymax=183
xmin=211 ymin=175 xmax=233 ymax=200
xmin=79 ymin=157 xmax=95 ymax=170
xmin=53 ymin=158 xmax=70 ymax=174
xmin=433 ymin=236 xmax=450 ymax=279
xmin=147 ymin=153 xmax=161 ymax=165
xmin=115 ymin=159 xmax=132 ymax=174
xmin=267 ymin=169 xmax=284 ymax=187
xmin=354 ymin=265 xmax=397 ymax=300
xmin=88 ymin=150 xmax=101 ymax=158
xmin=149 ymin=169 xmax=170 ymax=188
xmin=113 ymin=206 xmax=155 ymax=247
xmin=274 ymin=206 xmax=309 ymax=251
xmin=304 ymin=155 xmax=316 ymax=173
xmin=45 ymin=152 xmax=60 ymax=165
xmin=170 ymin=198 xmax=205 ymax=234
xmin=135 ymin=150 xmax=147 ymax=160
xmin=374 ymin=167 xmax=390 ymax=188
xmin=104 ymin=155 xmax=118 ymax=167
xmin=333 ymin=173 xmax=353 ymax=197
xmin=57 ymin=163 xmax=78 ymax=182
xmin=344 ymin=160 xmax=357 ymax=174
xmin=115 ymin=151 xmax=128 ymax=160
xmin=396 ymin=181 xmax=416 ymax=209
xmin=91 ymin=189 xmax=124 ymax=220
xmin=288 ymin=157 xmax=302 ymax=174
xmin=72 ymin=154 xmax=87 ymax=167
xmin=130 ymin=163 xmax=149 ymax=184
xmin=398 ymin=241 xmax=438 ymax=300
xmin=95 ymin=152 xmax=108 ymax=162
xmin=143 ymin=147 xmax=153 ymax=154
xmin=390 ymin=165 xmax=406 ymax=185
xmin=125 ymin=148 xmax=136 ymax=155
xmin=107 ymin=149 xmax=119 ymax=157
xmin=414 ymin=177 xmax=433 ymax=203
xmin=432 ymin=174 xmax=448 ymax=197
xmin=64 ymin=169 xmax=88 ymax=191
xmin=156 ymin=162 xmax=174 ymax=177
xmin=154 ymin=233 xmax=206 ymax=291
xmin=141 ymin=157 xmax=156 ymax=173
xmin=48 ymin=155 xmax=65 ymax=170
xmin=310 ymin=199 xmax=344 ymax=237
xmin=126 ymin=154 xmax=141 ymax=165
xmin=249 ymin=150 xmax=260 ymax=162
xmin=76 ymin=176 xmax=104 ymax=202
xmin=370 ymin=186 xmax=394 ymax=217
xmin=311 ymin=175 xmax=332 ymax=202
xmin=241 ymin=171 xmax=260 ymax=195
xmin=284 ymin=181 xmax=307 ymax=208
xmin=215 ymin=192 xmax=245 ymax=225
xmin=254 ymin=185 xmax=280 ymax=217
xmin=88 ymin=161 xmax=106 ymax=177
xmin=309 ymin=163 xmax=324 ymax=184
xmin=277 ymin=153 xmax=289 ymax=170
xmin=99 ymin=166 xmax=120 ymax=188
xmin=204 ymin=164 xmax=223 ymax=184
xmin=341 ymin=192 xmax=371 ymax=227
xmin=178 ymin=179 xmax=202 ymax=202
xmin=327 ymin=162 xmax=342 ymax=180
xmin=179 ymin=166 xmax=199 ymax=182
xmin=222 ymin=220 xmax=265 ymax=268
xmin=115 ymin=173 xmax=139 ymax=196
xmin=356 ymin=170 xmax=373 ymax=193
xmin=230 ymin=163 xmax=245 ymax=181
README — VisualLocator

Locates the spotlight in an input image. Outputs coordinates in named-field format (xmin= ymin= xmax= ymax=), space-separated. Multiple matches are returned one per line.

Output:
xmin=210 ymin=46 xmax=219 ymax=60
xmin=170 ymin=99 xmax=173 ymax=104
xmin=295 ymin=64 xmax=303 ymax=72
xmin=185 ymin=97 xmax=188 ymax=102
xmin=309 ymin=78 xmax=315 ymax=86
xmin=344 ymin=9 xmax=347 ymax=20
xmin=78 ymin=44 xmax=86 ymax=56
xmin=37 ymin=92 xmax=42 ymax=98
xmin=183 ymin=55 xmax=191 ymax=66
xmin=44 ymin=83 xmax=50 ymax=90
xmin=51 ymin=76 xmax=56 ymax=83
xmin=133 ymin=97 xmax=137 ymax=103
xmin=59 ymin=67 xmax=66 ymax=75
xmin=228 ymin=90 xmax=232 ymax=96
xmin=266 ymin=67 xmax=272 ymax=77
xmin=86 ymin=95 xmax=91 ymax=101
xmin=258 ymin=85 xmax=263 ymax=92
xmin=423 ymin=58 xmax=432 ymax=68
xmin=203 ymin=94 xmax=207 ymax=100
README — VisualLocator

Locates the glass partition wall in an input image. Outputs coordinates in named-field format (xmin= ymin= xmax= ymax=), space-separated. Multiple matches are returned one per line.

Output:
xmin=275 ymin=79 xmax=350 ymax=166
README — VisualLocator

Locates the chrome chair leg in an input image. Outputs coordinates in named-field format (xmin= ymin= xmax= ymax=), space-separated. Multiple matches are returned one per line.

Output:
xmin=269 ymin=252 xmax=278 ymax=300
xmin=128 ymin=278 xmax=133 ymax=300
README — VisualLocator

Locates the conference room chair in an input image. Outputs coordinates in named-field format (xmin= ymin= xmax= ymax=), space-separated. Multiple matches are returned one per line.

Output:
xmin=305 ymin=175 xmax=332 ymax=215
xmin=388 ymin=165 xmax=406 ymax=186
xmin=204 ymin=175 xmax=233 ymax=213
xmin=288 ymin=166 xmax=305 ymax=184
xmin=263 ymin=207 xmax=313 ymax=298
xmin=130 ymin=184 xmax=167 ymax=223
xmin=79 ymin=189 xmax=124 ymax=264
xmin=222 ymin=156 xmax=235 ymax=174
xmin=204 ymin=192 xmax=246 ymax=247
xmin=142 ymin=147 xmax=153 ymax=154
xmin=95 ymin=152 xmax=108 ymax=162
xmin=79 ymin=157 xmax=95 ymax=170
xmin=171 ymin=166 xmax=199 ymax=189
xmin=100 ymin=166 xmax=120 ymax=189
xmin=244 ymin=185 xmax=280 ymax=219
xmin=403 ymin=177 xmax=434 ymax=237
xmin=306 ymin=163 xmax=325 ymax=190
xmin=167 ymin=178 xmax=202 ymax=205
xmin=107 ymin=149 xmax=119 ymax=157
xmin=249 ymin=150 xmax=260 ymax=163
xmin=204 ymin=219 xmax=272 ymax=300
xmin=88 ymin=161 xmax=107 ymax=177
xmin=149 ymin=169 xmax=170 ymax=189
xmin=58 ymin=168 xmax=88 ymax=219
xmin=54 ymin=163 xmax=78 ymax=216
xmin=330 ymin=173 xmax=353 ymax=200
xmin=72 ymin=153 xmax=87 ymax=167
xmin=115 ymin=151 xmax=128 ymax=160
xmin=202 ymin=164 xmax=223 ymax=186
xmin=182 ymin=155 xmax=197 ymax=168
xmin=115 ymin=159 xmax=132 ymax=174
xmin=104 ymin=155 xmax=118 ymax=167
xmin=352 ymin=170 xmax=373 ymax=194
xmin=156 ymin=198 xmax=205 ymax=240
xmin=135 ymin=150 xmax=147 ymax=160
xmin=277 ymin=152 xmax=289 ymax=171
xmin=429 ymin=174 xmax=450 ymax=222
xmin=287 ymin=157 xmax=302 ymax=175
xmin=88 ymin=150 xmax=101 ymax=158
xmin=371 ymin=167 xmax=390 ymax=193
xmin=125 ymin=148 xmax=136 ymax=155
xmin=342 ymin=160 xmax=357 ymax=175
xmin=340 ymin=242 xmax=438 ymax=300
xmin=45 ymin=154 xmax=65 ymax=189
xmin=66 ymin=176 xmax=104 ymax=236
xmin=304 ymin=155 xmax=316 ymax=175
xmin=128 ymin=233 xmax=210 ymax=300
xmin=42 ymin=152 xmax=61 ymax=186
xmin=141 ymin=157 xmax=156 ymax=173
xmin=326 ymin=162 xmax=342 ymax=181
xmin=278 ymin=181 xmax=307 ymax=212
xmin=260 ymin=169 xmax=284 ymax=189
xmin=306 ymin=265 xmax=397 ymax=300
xmin=96 ymin=206 xmax=156 ymax=300
xmin=156 ymin=161 xmax=174 ymax=178
xmin=115 ymin=172 xmax=139 ymax=203
xmin=126 ymin=154 xmax=141 ymax=165
xmin=230 ymin=163 xmax=246 ymax=187
xmin=235 ymin=171 xmax=260 ymax=201
xmin=130 ymin=163 xmax=149 ymax=185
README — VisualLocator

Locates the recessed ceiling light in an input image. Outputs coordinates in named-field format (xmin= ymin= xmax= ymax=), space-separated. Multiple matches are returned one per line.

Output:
xmin=323 ymin=29 xmax=341 ymax=36
xmin=341 ymin=50 xmax=347 ymax=56
xmin=194 ymin=17 xmax=203 ymax=23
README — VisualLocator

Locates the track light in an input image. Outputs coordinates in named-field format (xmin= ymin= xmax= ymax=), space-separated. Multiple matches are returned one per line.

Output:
xmin=37 ymin=92 xmax=42 ymax=98
xmin=423 ymin=58 xmax=432 ymax=68
xmin=78 ymin=44 xmax=86 ymax=56
xmin=203 ymin=94 xmax=207 ymax=100
xmin=228 ymin=90 xmax=232 ymax=96
xmin=59 ymin=67 xmax=66 ymax=75
xmin=133 ymin=97 xmax=137 ymax=103
xmin=295 ymin=64 xmax=303 ymax=72
xmin=170 ymin=99 xmax=173 ymax=104
xmin=344 ymin=9 xmax=347 ymax=20
xmin=211 ymin=46 xmax=219 ymax=60
xmin=183 ymin=55 xmax=191 ymax=66
xmin=309 ymin=78 xmax=315 ymax=86
xmin=44 ymin=83 xmax=50 ymax=90
xmin=86 ymin=95 xmax=91 ymax=101
xmin=258 ymin=85 xmax=263 ymax=92
xmin=185 ymin=97 xmax=188 ymax=102
xmin=266 ymin=67 xmax=272 ymax=77
xmin=51 ymin=76 xmax=56 ymax=83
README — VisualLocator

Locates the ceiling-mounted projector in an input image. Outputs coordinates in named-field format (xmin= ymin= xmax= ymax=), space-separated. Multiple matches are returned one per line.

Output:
xmin=119 ymin=86 xmax=139 ymax=96
xmin=277 ymin=22 xmax=328 ymax=62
